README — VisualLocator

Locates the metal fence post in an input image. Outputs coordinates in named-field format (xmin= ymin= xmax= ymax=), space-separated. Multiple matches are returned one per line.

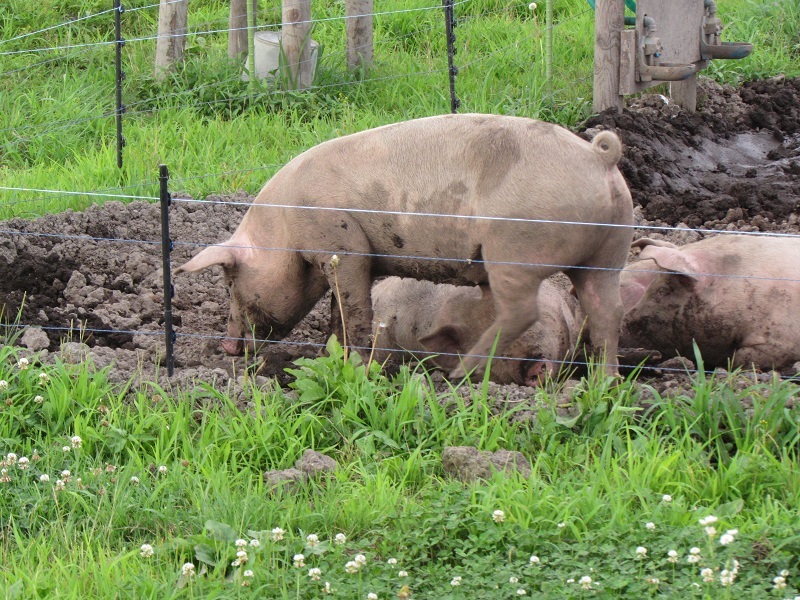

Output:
xmin=443 ymin=0 xmax=460 ymax=113
xmin=159 ymin=164 xmax=175 ymax=376
xmin=114 ymin=0 xmax=126 ymax=168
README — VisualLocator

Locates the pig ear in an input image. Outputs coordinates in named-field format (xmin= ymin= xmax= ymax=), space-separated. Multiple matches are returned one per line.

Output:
xmin=639 ymin=246 xmax=700 ymax=280
xmin=175 ymin=244 xmax=237 ymax=274
xmin=419 ymin=326 xmax=464 ymax=370
xmin=632 ymin=237 xmax=680 ymax=251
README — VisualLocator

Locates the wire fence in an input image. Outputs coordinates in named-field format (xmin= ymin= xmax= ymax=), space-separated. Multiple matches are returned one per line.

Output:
xmin=2 ymin=2 xmax=796 ymax=383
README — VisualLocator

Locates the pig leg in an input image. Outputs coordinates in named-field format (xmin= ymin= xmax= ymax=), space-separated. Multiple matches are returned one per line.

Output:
xmin=307 ymin=218 xmax=375 ymax=353
xmin=450 ymin=267 xmax=546 ymax=380
xmin=567 ymin=267 xmax=623 ymax=376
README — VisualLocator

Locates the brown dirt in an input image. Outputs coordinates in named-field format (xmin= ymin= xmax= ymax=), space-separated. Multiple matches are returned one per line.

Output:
xmin=1 ymin=76 xmax=799 ymax=398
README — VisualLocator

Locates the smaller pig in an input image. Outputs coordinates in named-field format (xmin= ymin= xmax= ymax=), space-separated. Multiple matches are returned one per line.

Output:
xmin=371 ymin=277 xmax=584 ymax=385
xmin=620 ymin=235 xmax=800 ymax=371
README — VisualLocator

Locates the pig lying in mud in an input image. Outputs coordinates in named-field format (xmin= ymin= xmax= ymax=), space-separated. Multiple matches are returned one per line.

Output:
xmin=620 ymin=235 xmax=800 ymax=371
xmin=177 ymin=114 xmax=633 ymax=378
xmin=372 ymin=277 xmax=583 ymax=385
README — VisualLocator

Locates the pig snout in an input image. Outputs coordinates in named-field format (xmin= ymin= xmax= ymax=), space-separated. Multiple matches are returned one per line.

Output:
xmin=523 ymin=359 xmax=556 ymax=387
xmin=221 ymin=337 xmax=244 ymax=356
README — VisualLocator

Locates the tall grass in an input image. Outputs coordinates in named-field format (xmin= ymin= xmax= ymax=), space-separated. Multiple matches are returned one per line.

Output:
xmin=2 ymin=0 xmax=797 ymax=215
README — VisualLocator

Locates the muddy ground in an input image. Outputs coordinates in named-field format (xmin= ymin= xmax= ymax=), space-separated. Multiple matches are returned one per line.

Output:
xmin=1 ymin=76 xmax=799 ymax=402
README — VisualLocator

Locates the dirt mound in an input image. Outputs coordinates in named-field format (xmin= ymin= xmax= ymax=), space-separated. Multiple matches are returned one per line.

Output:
xmin=1 ymin=76 xmax=798 ymax=391
xmin=582 ymin=77 xmax=800 ymax=228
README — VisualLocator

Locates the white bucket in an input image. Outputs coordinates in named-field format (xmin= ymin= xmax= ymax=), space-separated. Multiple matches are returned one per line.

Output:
xmin=242 ymin=31 xmax=319 ymax=84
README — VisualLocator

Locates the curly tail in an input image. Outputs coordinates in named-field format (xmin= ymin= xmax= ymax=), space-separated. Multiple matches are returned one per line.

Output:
xmin=591 ymin=130 xmax=623 ymax=168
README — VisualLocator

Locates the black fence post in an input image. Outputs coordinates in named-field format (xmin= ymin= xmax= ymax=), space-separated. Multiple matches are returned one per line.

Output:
xmin=159 ymin=165 xmax=175 ymax=376
xmin=443 ymin=0 xmax=460 ymax=113
xmin=114 ymin=0 xmax=126 ymax=168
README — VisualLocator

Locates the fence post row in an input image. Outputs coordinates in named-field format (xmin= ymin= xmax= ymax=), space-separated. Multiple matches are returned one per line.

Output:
xmin=114 ymin=0 xmax=126 ymax=168
xmin=443 ymin=0 xmax=459 ymax=113
xmin=159 ymin=164 xmax=175 ymax=376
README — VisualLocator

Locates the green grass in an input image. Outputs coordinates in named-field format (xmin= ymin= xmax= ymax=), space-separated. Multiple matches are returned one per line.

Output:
xmin=2 ymin=0 xmax=797 ymax=216
xmin=2 ymin=339 xmax=800 ymax=597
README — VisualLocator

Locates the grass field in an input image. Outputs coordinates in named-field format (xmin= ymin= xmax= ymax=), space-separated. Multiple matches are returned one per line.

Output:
xmin=2 ymin=0 xmax=800 ymax=597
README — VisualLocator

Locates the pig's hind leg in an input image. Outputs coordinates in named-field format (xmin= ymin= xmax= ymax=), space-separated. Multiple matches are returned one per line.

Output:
xmin=567 ymin=266 xmax=624 ymax=376
xmin=450 ymin=265 xmax=546 ymax=380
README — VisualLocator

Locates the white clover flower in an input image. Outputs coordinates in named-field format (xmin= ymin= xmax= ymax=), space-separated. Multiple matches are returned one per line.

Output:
xmin=140 ymin=544 xmax=155 ymax=558
xmin=667 ymin=550 xmax=678 ymax=563
xmin=236 ymin=550 xmax=248 ymax=560
xmin=509 ymin=576 xmax=519 ymax=584
xmin=306 ymin=533 xmax=320 ymax=548
xmin=61 ymin=469 xmax=71 ymax=478
xmin=645 ymin=522 xmax=655 ymax=531
xmin=726 ymin=529 xmax=739 ymax=536
xmin=690 ymin=547 xmax=701 ymax=555
xmin=308 ymin=567 xmax=322 ymax=581
xmin=492 ymin=509 xmax=506 ymax=523
xmin=387 ymin=558 xmax=398 ymax=566
xmin=330 ymin=255 xmax=340 ymax=268
xmin=322 ymin=581 xmax=333 ymax=594
xmin=17 ymin=457 xmax=29 ymax=470
xmin=557 ymin=522 xmax=566 ymax=528
xmin=17 ymin=358 xmax=29 ymax=370
xmin=55 ymin=479 xmax=65 ymax=491
xmin=780 ymin=569 xmax=789 ymax=577
xmin=62 ymin=446 xmax=70 ymax=453
xmin=687 ymin=554 xmax=700 ymax=564
xmin=699 ymin=515 xmax=718 ymax=526
xmin=0 ymin=468 xmax=10 ymax=483
xmin=249 ymin=539 xmax=260 ymax=548
xmin=6 ymin=453 xmax=17 ymax=465
xmin=39 ymin=473 xmax=50 ymax=482
xmin=398 ymin=570 xmax=408 ymax=578
xmin=181 ymin=562 xmax=196 ymax=577
xmin=334 ymin=533 xmax=346 ymax=545
xmin=243 ymin=569 xmax=254 ymax=578
xmin=701 ymin=568 xmax=714 ymax=583
xmin=566 ymin=578 xmax=575 ymax=584
xmin=773 ymin=575 xmax=787 ymax=590
xmin=130 ymin=476 xmax=140 ymax=485
xmin=157 ymin=465 xmax=167 ymax=475
xmin=580 ymin=576 xmax=593 ymax=590
xmin=451 ymin=576 xmax=462 ymax=587
xmin=355 ymin=554 xmax=367 ymax=567
xmin=720 ymin=569 xmax=736 ymax=586
xmin=293 ymin=554 xmax=305 ymax=568
xmin=661 ymin=494 xmax=673 ymax=503
xmin=529 ymin=555 xmax=540 ymax=565
xmin=39 ymin=372 xmax=49 ymax=384
xmin=720 ymin=533 xmax=735 ymax=546
xmin=647 ymin=577 xmax=660 ymax=585
xmin=635 ymin=546 xmax=648 ymax=558
xmin=345 ymin=561 xmax=359 ymax=574
xmin=271 ymin=527 xmax=285 ymax=541
xmin=235 ymin=538 xmax=248 ymax=548
xmin=529 ymin=2 xmax=537 ymax=11
xmin=516 ymin=589 xmax=527 ymax=596
xmin=367 ymin=593 xmax=378 ymax=600
xmin=34 ymin=395 xmax=44 ymax=403
xmin=705 ymin=526 xmax=717 ymax=537
xmin=0 ymin=380 xmax=7 ymax=391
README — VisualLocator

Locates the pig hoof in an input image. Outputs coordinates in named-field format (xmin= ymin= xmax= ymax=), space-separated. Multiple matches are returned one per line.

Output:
xmin=449 ymin=366 xmax=466 ymax=380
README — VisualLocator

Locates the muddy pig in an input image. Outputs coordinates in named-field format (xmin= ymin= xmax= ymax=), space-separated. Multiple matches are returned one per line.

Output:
xmin=372 ymin=277 xmax=584 ymax=385
xmin=176 ymin=114 xmax=633 ymax=378
xmin=620 ymin=235 xmax=800 ymax=370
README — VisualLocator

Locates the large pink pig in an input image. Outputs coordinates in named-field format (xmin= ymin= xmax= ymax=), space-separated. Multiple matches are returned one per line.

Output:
xmin=620 ymin=235 xmax=800 ymax=370
xmin=177 ymin=114 xmax=633 ymax=378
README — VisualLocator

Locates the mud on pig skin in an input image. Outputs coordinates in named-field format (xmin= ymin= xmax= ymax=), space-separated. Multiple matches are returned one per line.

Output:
xmin=620 ymin=235 xmax=800 ymax=371
xmin=176 ymin=113 xmax=633 ymax=379
xmin=371 ymin=277 xmax=584 ymax=385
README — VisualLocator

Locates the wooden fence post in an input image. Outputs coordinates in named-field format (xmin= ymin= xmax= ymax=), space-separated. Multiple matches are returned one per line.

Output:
xmin=592 ymin=0 xmax=625 ymax=113
xmin=155 ymin=0 xmax=188 ymax=80
xmin=346 ymin=0 xmax=373 ymax=72
xmin=282 ymin=0 xmax=313 ymax=89
xmin=228 ymin=0 xmax=258 ymax=59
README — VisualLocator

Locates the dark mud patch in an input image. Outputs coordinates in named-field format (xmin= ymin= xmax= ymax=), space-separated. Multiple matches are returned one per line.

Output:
xmin=1 ymin=76 xmax=799 ymax=401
